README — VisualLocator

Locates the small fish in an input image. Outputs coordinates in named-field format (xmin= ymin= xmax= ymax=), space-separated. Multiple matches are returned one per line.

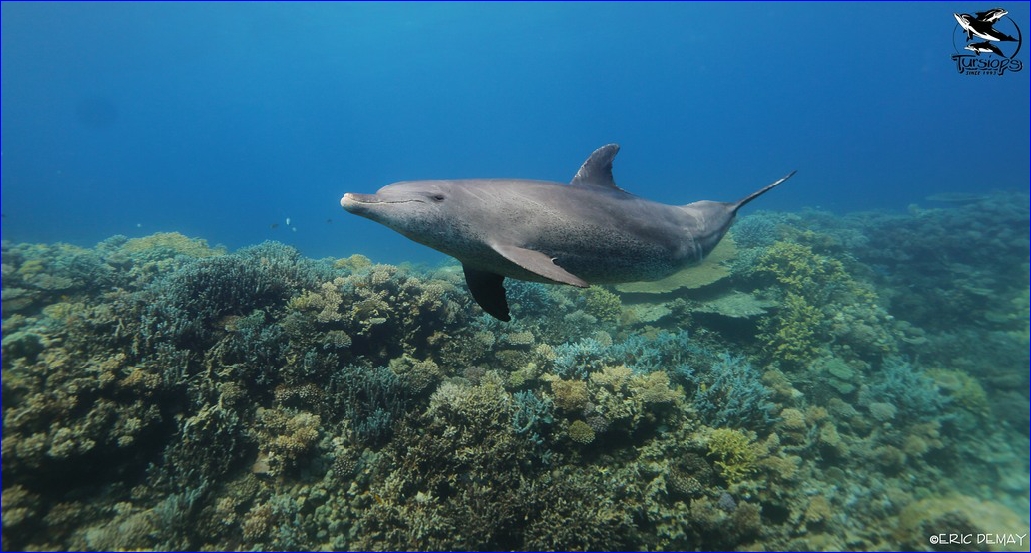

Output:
xmin=291 ymin=227 xmax=298 ymax=232
xmin=286 ymin=217 xmax=291 ymax=226
xmin=270 ymin=223 xmax=279 ymax=229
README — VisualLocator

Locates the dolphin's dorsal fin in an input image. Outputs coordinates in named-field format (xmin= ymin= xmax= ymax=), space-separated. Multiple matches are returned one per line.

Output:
xmin=570 ymin=144 xmax=621 ymax=189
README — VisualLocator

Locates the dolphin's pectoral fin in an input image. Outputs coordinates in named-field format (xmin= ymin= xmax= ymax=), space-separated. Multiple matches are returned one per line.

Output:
xmin=493 ymin=244 xmax=590 ymax=288
xmin=570 ymin=144 xmax=623 ymax=190
xmin=463 ymin=265 xmax=511 ymax=321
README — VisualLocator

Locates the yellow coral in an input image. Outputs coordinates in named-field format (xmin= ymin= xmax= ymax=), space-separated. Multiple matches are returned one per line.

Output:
xmin=255 ymin=408 xmax=322 ymax=476
xmin=335 ymin=253 xmax=372 ymax=271
xmin=760 ymin=292 xmax=824 ymax=366
xmin=777 ymin=408 xmax=807 ymax=432
xmin=17 ymin=258 xmax=46 ymax=280
xmin=755 ymin=240 xmax=869 ymax=301
xmin=550 ymin=378 xmax=590 ymax=411
xmin=504 ymin=331 xmax=536 ymax=346
xmin=804 ymin=496 xmax=832 ymax=526
xmin=707 ymin=428 xmax=760 ymax=484
xmin=630 ymin=371 xmax=679 ymax=404
xmin=287 ymin=277 xmax=346 ymax=323
xmin=590 ymin=365 xmax=633 ymax=392
xmin=120 ymin=232 xmax=223 ymax=257
xmin=754 ymin=241 xmax=883 ymax=368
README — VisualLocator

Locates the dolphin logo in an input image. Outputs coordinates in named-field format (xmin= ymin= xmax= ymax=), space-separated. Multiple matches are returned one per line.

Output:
xmin=954 ymin=8 xmax=1017 ymax=42
xmin=965 ymin=41 xmax=1005 ymax=56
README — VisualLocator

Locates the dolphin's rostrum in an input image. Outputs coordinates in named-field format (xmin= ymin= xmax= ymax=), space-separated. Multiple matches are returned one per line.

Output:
xmin=342 ymin=144 xmax=794 ymax=321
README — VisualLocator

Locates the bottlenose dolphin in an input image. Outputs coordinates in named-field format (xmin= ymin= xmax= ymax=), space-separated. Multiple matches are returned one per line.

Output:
xmin=341 ymin=144 xmax=794 ymax=321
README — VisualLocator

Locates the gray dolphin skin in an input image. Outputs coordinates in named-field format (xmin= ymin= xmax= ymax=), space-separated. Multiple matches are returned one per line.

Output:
xmin=341 ymin=144 xmax=794 ymax=321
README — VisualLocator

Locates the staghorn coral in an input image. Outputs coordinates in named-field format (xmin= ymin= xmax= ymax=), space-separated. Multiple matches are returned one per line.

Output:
xmin=327 ymin=363 xmax=407 ymax=445
xmin=858 ymin=357 xmax=947 ymax=423
xmin=692 ymin=353 xmax=777 ymax=430
xmin=141 ymin=244 xmax=331 ymax=350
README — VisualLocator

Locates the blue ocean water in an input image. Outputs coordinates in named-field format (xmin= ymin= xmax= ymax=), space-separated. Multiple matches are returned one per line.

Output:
xmin=2 ymin=1 xmax=1029 ymax=265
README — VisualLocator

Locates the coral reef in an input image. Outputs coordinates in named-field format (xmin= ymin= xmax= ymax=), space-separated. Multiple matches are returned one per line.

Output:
xmin=3 ymin=190 xmax=1028 ymax=551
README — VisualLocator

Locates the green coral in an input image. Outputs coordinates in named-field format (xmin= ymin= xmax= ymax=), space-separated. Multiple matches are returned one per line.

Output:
xmin=812 ymin=356 xmax=858 ymax=395
xmin=567 ymin=419 xmax=596 ymax=444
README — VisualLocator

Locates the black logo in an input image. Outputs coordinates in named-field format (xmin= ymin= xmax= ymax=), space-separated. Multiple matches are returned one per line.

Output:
xmin=952 ymin=7 xmax=1023 ymax=75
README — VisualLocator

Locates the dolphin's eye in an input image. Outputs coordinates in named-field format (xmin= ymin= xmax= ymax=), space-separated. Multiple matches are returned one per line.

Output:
xmin=431 ymin=194 xmax=445 ymax=202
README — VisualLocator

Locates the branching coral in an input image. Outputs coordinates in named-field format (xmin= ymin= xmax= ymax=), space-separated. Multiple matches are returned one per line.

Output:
xmin=706 ymin=428 xmax=761 ymax=484
xmin=751 ymin=240 xmax=884 ymax=368
xmin=251 ymin=408 xmax=321 ymax=476
xmin=692 ymin=354 xmax=777 ymax=430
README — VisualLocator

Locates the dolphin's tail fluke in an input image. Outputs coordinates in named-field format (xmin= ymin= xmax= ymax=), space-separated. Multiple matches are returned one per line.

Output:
xmin=732 ymin=170 xmax=796 ymax=214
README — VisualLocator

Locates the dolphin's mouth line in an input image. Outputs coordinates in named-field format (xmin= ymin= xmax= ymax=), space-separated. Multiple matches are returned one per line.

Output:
xmin=343 ymin=193 xmax=423 ymax=205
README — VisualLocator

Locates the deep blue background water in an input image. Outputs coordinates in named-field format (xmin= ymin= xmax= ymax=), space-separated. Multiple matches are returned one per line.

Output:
xmin=3 ymin=2 xmax=1029 ymax=264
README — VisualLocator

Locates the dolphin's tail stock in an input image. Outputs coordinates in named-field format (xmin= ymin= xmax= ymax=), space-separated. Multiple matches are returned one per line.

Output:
xmin=731 ymin=170 xmax=796 ymax=214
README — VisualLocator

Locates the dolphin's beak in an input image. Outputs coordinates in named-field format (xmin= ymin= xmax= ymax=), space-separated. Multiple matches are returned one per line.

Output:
xmin=341 ymin=193 xmax=379 ymax=214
